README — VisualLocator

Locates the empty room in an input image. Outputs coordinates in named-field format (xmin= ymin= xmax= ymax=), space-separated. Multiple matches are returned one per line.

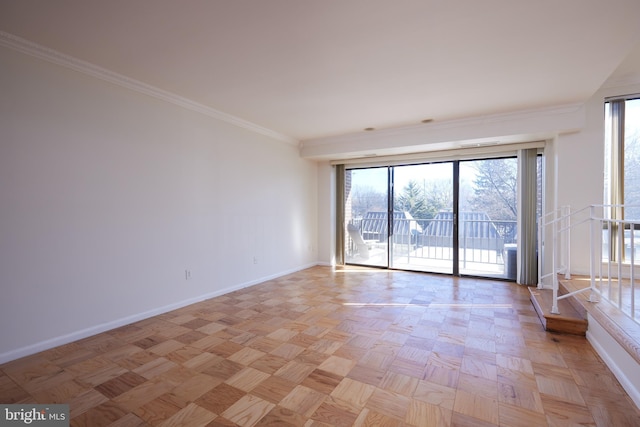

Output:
xmin=2 ymin=1 xmax=640 ymax=426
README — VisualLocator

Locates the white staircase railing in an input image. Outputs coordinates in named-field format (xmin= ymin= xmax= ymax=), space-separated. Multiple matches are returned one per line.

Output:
xmin=538 ymin=204 xmax=640 ymax=324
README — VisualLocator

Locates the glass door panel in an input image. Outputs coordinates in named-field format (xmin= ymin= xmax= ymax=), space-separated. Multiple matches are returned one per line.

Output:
xmin=459 ymin=159 xmax=517 ymax=279
xmin=344 ymin=167 xmax=389 ymax=267
xmin=391 ymin=163 xmax=453 ymax=274
xmin=344 ymin=156 xmax=539 ymax=280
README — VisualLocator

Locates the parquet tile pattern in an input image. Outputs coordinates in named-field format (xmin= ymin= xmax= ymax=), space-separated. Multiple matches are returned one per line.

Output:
xmin=2 ymin=266 xmax=640 ymax=426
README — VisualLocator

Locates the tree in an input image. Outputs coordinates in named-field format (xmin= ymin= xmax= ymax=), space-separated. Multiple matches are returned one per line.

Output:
xmin=394 ymin=180 xmax=428 ymax=220
xmin=350 ymin=185 xmax=386 ymax=218
xmin=469 ymin=159 xmax=517 ymax=221
xmin=424 ymin=179 xmax=453 ymax=219
xmin=625 ymin=129 xmax=640 ymax=220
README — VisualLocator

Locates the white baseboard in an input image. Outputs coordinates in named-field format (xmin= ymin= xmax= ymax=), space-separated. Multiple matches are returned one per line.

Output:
xmin=316 ymin=261 xmax=333 ymax=267
xmin=586 ymin=313 xmax=640 ymax=409
xmin=0 ymin=262 xmax=319 ymax=365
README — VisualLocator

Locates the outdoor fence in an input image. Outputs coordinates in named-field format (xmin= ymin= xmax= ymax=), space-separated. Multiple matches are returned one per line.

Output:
xmin=347 ymin=216 xmax=516 ymax=267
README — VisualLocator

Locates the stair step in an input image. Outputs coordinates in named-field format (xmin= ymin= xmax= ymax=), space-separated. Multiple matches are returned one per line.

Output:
xmin=559 ymin=275 xmax=640 ymax=366
xmin=529 ymin=287 xmax=587 ymax=335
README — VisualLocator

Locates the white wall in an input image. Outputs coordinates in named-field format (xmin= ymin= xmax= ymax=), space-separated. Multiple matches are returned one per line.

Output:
xmin=555 ymin=81 xmax=640 ymax=274
xmin=316 ymin=162 xmax=335 ymax=266
xmin=0 ymin=46 xmax=318 ymax=362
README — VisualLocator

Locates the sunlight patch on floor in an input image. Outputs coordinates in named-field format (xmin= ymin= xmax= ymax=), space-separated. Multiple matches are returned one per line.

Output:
xmin=342 ymin=302 xmax=512 ymax=308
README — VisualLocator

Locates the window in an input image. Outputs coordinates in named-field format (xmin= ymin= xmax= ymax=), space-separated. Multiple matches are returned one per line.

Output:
xmin=605 ymin=96 xmax=640 ymax=216
xmin=604 ymin=96 xmax=640 ymax=261
xmin=341 ymin=151 xmax=541 ymax=283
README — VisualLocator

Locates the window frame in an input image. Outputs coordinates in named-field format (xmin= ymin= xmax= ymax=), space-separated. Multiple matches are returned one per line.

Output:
xmin=604 ymin=94 xmax=640 ymax=262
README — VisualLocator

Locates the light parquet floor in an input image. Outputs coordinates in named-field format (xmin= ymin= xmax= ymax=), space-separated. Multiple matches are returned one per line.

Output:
xmin=1 ymin=266 xmax=639 ymax=426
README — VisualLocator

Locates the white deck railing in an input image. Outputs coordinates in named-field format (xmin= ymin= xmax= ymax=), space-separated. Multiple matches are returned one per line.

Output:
xmin=538 ymin=204 xmax=640 ymax=323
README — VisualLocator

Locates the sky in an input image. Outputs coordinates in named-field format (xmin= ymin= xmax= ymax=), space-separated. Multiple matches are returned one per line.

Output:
xmin=350 ymin=161 xmax=478 ymax=196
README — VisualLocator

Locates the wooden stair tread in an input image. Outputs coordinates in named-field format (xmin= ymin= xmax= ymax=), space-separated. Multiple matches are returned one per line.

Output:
xmin=559 ymin=276 xmax=640 ymax=366
xmin=529 ymin=287 xmax=587 ymax=335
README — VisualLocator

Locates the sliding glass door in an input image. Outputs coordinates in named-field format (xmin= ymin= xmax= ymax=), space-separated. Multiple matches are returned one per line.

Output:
xmin=344 ymin=167 xmax=389 ymax=267
xmin=343 ymin=155 xmax=531 ymax=280
xmin=390 ymin=163 xmax=454 ymax=273
xmin=459 ymin=158 xmax=518 ymax=279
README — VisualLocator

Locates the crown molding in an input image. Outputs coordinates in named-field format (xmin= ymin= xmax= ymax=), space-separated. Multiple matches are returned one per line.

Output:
xmin=0 ymin=31 xmax=299 ymax=146
xmin=302 ymin=103 xmax=583 ymax=147
xmin=300 ymin=102 xmax=583 ymax=160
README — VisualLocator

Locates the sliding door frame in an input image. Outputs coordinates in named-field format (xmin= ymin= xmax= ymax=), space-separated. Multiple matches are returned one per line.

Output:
xmin=452 ymin=161 xmax=460 ymax=276
xmin=338 ymin=143 xmax=544 ymax=280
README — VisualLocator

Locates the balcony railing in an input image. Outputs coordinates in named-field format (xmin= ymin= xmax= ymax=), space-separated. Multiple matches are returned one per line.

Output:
xmin=539 ymin=204 xmax=640 ymax=323
xmin=347 ymin=217 xmax=516 ymax=275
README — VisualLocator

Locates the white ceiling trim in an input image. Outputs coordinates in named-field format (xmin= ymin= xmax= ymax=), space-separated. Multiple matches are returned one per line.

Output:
xmin=333 ymin=141 xmax=546 ymax=168
xmin=303 ymin=103 xmax=583 ymax=146
xmin=0 ymin=31 xmax=298 ymax=146
xmin=301 ymin=103 xmax=584 ymax=160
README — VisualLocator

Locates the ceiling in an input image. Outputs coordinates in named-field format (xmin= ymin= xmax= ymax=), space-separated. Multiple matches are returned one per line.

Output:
xmin=2 ymin=0 xmax=640 ymax=143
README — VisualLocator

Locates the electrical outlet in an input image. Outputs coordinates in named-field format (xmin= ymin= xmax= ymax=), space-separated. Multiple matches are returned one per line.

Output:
xmin=185 ymin=269 xmax=192 ymax=280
